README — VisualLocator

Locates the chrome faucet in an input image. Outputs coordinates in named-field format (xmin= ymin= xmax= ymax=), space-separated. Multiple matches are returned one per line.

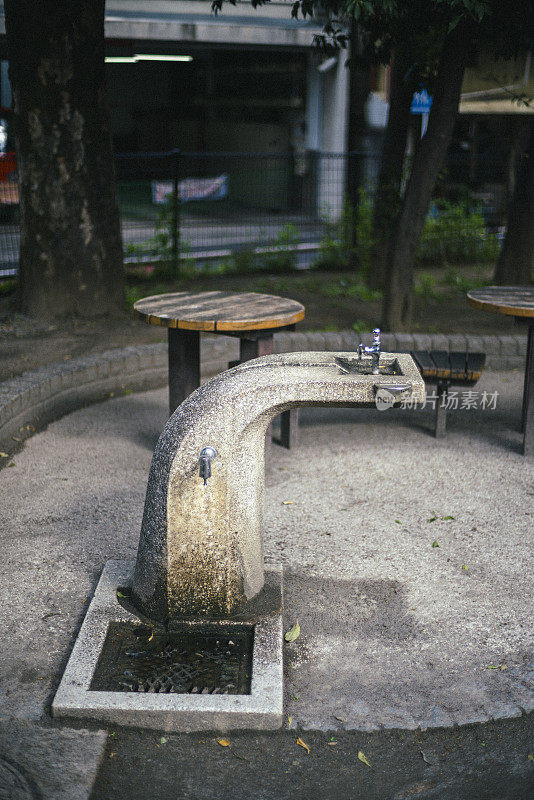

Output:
xmin=358 ymin=328 xmax=381 ymax=374
xmin=199 ymin=447 xmax=217 ymax=486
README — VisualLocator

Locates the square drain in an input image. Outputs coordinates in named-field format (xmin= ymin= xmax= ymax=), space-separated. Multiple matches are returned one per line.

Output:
xmin=90 ymin=621 xmax=254 ymax=695
xmin=52 ymin=561 xmax=283 ymax=731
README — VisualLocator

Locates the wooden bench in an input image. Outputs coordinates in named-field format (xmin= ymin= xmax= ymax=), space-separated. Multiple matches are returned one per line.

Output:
xmin=410 ymin=350 xmax=486 ymax=438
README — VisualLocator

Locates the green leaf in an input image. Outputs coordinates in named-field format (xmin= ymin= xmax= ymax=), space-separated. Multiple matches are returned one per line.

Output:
xmin=427 ymin=516 xmax=437 ymax=523
xmin=432 ymin=540 xmax=439 ymax=548
xmin=394 ymin=520 xmax=402 ymax=525
xmin=160 ymin=737 xmax=167 ymax=744
xmin=358 ymin=750 xmax=372 ymax=767
xmin=285 ymin=619 xmax=301 ymax=642
xmin=441 ymin=516 xmax=455 ymax=521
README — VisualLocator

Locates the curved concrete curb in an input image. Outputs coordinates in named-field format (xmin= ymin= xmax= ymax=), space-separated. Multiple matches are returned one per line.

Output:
xmin=0 ymin=331 xmax=527 ymax=453
xmin=0 ymin=344 xmax=168 ymax=452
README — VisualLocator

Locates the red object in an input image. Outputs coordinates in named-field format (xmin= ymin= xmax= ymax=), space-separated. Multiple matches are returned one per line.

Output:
xmin=0 ymin=151 xmax=16 ymax=182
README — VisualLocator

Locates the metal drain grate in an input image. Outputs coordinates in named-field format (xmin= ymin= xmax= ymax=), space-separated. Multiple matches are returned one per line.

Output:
xmin=90 ymin=622 xmax=253 ymax=695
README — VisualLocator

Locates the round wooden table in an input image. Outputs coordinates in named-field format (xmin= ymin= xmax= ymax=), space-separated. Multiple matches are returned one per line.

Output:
xmin=134 ymin=291 xmax=305 ymax=446
xmin=467 ymin=286 xmax=534 ymax=455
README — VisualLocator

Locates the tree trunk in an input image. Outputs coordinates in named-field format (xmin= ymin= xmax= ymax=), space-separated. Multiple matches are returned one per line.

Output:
xmin=345 ymin=22 xmax=370 ymax=271
xmin=381 ymin=27 xmax=468 ymax=330
xmin=368 ymin=45 xmax=414 ymax=290
xmin=494 ymin=117 xmax=534 ymax=285
xmin=4 ymin=0 xmax=124 ymax=318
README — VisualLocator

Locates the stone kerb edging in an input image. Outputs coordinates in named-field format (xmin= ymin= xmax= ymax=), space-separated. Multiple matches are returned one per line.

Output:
xmin=0 ymin=344 xmax=169 ymax=452
xmin=0 ymin=331 xmax=527 ymax=452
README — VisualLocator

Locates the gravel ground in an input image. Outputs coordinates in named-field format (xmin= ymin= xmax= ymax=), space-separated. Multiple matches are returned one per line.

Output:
xmin=0 ymin=369 xmax=532 ymax=798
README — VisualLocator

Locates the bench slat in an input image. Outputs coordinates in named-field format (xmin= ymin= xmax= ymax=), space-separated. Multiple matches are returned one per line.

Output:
xmin=448 ymin=351 xmax=468 ymax=380
xmin=412 ymin=350 xmax=438 ymax=379
xmin=429 ymin=350 xmax=451 ymax=380
xmin=466 ymin=352 xmax=486 ymax=383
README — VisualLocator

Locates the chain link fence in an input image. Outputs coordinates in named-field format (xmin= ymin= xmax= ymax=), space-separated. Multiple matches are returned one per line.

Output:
xmin=116 ymin=150 xmax=354 ymax=271
xmin=0 ymin=150 xmax=507 ymax=278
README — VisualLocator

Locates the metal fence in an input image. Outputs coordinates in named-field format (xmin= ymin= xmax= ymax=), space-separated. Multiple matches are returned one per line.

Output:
xmin=115 ymin=150 xmax=354 ymax=271
xmin=0 ymin=149 xmax=508 ymax=278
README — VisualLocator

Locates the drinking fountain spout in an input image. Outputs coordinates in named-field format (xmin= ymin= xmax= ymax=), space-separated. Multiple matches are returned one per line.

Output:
xmin=131 ymin=350 xmax=425 ymax=623
xmin=358 ymin=328 xmax=381 ymax=374
xmin=199 ymin=446 xmax=217 ymax=486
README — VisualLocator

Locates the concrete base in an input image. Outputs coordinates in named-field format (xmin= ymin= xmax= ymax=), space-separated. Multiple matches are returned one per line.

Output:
xmin=52 ymin=561 xmax=284 ymax=732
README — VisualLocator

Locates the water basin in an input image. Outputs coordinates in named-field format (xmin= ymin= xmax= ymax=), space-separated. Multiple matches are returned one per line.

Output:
xmin=334 ymin=356 xmax=402 ymax=376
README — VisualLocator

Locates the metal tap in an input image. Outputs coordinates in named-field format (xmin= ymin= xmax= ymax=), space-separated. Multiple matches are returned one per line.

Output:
xmin=358 ymin=328 xmax=381 ymax=374
xmin=199 ymin=447 xmax=217 ymax=486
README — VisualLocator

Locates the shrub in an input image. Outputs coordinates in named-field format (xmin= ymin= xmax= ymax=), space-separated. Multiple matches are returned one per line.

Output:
xmin=417 ymin=201 xmax=500 ymax=265
xmin=414 ymin=273 xmax=439 ymax=301
xmin=258 ymin=224 xmax=299 ymax=273
xmin=313 ymin=192 xmax=372 ymax=278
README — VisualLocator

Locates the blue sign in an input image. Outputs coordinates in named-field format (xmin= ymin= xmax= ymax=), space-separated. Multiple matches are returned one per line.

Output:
xmin=411 ymin=89 xmax=433 ymax=114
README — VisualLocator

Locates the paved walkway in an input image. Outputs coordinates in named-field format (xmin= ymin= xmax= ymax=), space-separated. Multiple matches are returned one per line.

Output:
xmin=0 ymin=366 xmax=532 ymax=798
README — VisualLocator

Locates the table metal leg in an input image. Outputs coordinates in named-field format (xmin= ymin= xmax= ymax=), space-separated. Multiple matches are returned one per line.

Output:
xmin=521 ymin=322 xmax=534 ymax=456
xmin=239 ymin=335 xmax=277 ymax=455
xmin=435 ymin=383 xmax=448 ymax=439
xmin=239 ymin=335 xmax=274 ymax=362
xmin=168 ymin=328 xmax=200 ymax=416
xmin=238 ymin=335 xmax=298 ymax=449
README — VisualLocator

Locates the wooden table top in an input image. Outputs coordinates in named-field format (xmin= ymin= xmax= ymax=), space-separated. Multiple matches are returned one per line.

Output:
xmin=133 ymin=291 xmax=305 ymax=332
xmin=467 ymin=286 xmax=534 ymax=318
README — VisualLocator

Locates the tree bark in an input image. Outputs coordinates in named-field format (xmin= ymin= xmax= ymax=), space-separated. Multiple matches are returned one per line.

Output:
xmin=368 ymin=44 xmax=414 ymax=290
xmin=345 ymin=22 xmax=370 ymax=271
xmin=4 ymin=0 xmax=124 ymax=318
xmin=494 ymin=118 xmax=534 ymax=285
xmin=381 ymin=27 xmax=468 ymax=330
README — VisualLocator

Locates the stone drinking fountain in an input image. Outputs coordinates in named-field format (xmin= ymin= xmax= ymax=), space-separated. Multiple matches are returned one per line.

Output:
xmin=53 ymin=340 xmax=424 ymax=731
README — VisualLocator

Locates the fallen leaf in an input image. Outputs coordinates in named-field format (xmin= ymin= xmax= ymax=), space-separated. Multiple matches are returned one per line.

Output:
xmin=334 ymin=715 xmax=348 ymax=723
xmin=0 ymin=452 xmax=9 ymax=458
xmin=282 ymin=501 xmax=295 ymax=505
xmin=8 ymin=462 xmax=15 ymax=467
xmin=527 ymin=754 xmax=534 ymax=762
xmin=116 ymin=590 xmax=127 ymax=599
xmin=394 ymin=520 xmax=402 ymax=524
xmin=441 ymin=516 xmax=455 ymax=521
xmin=296 ymin=737 xmax=310 ymax=754
xmin=432 ymin=540 xmax=439 ymax=548
xmin=287 ymin=715 xmax=292 ymax=725
xmin=486 ymin=664 xmax=498 ymax=669
xmin=327 ymin=741 xmax=338 ymax=746
xmin=217 ymin=738 xmax=231 ymax=747
xmin=427 ymin=516 xmax=438 ymax=523
xmin=420 ymin=750 xmax=435 ymax=765
xmin=284 ymin=619 xmax=300 ymax=642
xmin=160 ymin=737 xmax=167 ymax=744
xmin=500 ymin=664 xmax=507 ymax=671
xmin=109 ymin=752 xmax=117 ymax=758
xmin=148 ymin=631 xmax=154 ymax=642
xmin=358 ymin=750 xmax=372 ymax=768
xmin=462 ymin=565 xmax=469 ymax=572
xmin=11 ymin=436 xmax=21 ymax=442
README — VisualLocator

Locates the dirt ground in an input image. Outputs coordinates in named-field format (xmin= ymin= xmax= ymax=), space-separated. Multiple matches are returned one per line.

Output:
xmin=0 ymin=268 xmax=520 ymax=383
